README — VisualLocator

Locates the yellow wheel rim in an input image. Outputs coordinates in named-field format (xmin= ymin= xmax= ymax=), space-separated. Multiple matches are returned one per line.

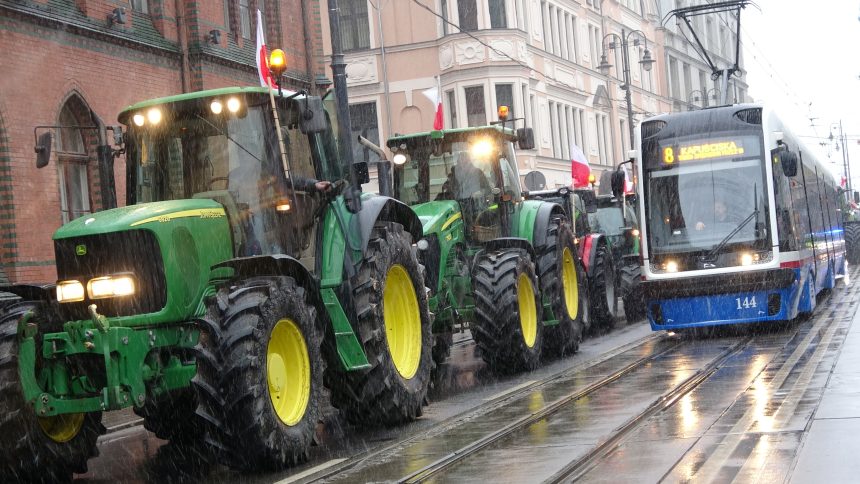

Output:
xmin=383 ymin=264 xmax=422 ymax=380
xmin=37 ymin=413 xmax=84 ymax=443
xmin=267 ymin=318 xmax=311 ymax=426
xmin=518 ymin=273 xmax=538 ymax=348
xmin=561 ymin=247 xmax=579 ymax=319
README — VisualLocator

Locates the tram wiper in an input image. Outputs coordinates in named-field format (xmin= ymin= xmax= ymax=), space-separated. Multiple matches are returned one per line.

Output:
xmin=703 ymin=187 xmax=759 ymax=261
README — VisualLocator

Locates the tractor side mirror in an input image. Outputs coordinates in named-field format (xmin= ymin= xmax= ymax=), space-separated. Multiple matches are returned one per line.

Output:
xmin=299 ymin=96 xmax=328 ymax=134
xmin=35 ymin=131 xmax=52 ymax=169
xmin=780 ymin=150 xmax=798 ymax=177
xmin=516 ymin=128 xmax=535 ymax=150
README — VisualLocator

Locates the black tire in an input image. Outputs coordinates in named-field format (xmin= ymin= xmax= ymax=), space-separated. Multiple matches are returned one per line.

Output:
xmin=134 ymin=387 xmax=200 ymax=443
xmin=472 ymin=249 xmax=543 ymax=373
xmin=619 ymin=263 xmax=646 ymax=323
xmin=538 ymin=217 xmax=586 ymax=357
xmin=326 ymin=221 xmax=433 ymax=426
xmin=0 ymin=301 xmax=104 ymax=482
xmin=845 ymin=223 xmax=860 ymax=264
xmin=590 ymin=243 xmax=618 ymax=331
xmin=193 ymin=276 xmax=325 ymax=471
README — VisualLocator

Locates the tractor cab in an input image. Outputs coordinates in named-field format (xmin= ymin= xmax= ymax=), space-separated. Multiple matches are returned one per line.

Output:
xmin=388 ymin=123 xmax=530 ymax=243
xmin=120 ymin=87 xmax=342 ymax=268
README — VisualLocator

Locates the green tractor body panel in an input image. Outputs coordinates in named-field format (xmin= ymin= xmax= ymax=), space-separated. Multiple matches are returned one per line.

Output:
xmin=511 ymin=200 xmax=543 ymax=244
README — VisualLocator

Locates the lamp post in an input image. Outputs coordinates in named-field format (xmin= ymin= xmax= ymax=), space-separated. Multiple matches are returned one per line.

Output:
xmin=829 ymin=121 xmax=852 ymax=197
xmin=598 ymin=29 xmax=655 ymax=152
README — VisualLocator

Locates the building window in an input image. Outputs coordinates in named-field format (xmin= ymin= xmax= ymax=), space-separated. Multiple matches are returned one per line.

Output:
xmin=446 ymin=90 xmax=458 ymax=128
xmin=239 ymin=0 xmax=251 ymax=39
xmin=489 ymin=0 xmax=507 ymax=29
xmin=340 ymin=0 xmax=371 ymax=51
xmin=441 ymin=0 xmax=449 ymax=35
xmin=224 ymin=0 xmax=232 ymax=32
xmin=458 ymin=0 xmax=478 ymax=32
xmin=669 ymin=57 xmax=680 ymax=98
xmin=495 ymin=84 xmax=514 ymax=119
xmin=131 ymin=0 xmax=148 ymax=14
xmin=464 ymin=86 xmax=486 ymax=127
xmin=57 ymin=103 xmax=91 ymax=223
xmin=349 ymin=102 xmax=380 ymax=163
xmin=257 ymin=0 xmax=266 ymax=38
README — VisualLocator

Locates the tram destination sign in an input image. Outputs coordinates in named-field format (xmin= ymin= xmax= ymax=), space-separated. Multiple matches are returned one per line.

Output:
xmin=657 ymin=134 xmax=761 ymax=166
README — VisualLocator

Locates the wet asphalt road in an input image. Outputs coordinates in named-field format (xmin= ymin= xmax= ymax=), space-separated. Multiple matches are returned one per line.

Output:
xmin=75 ymin=273 xmax=858 ymax=483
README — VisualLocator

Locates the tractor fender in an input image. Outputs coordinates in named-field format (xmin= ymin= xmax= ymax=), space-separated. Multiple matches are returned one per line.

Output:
xmin=213 ymin=255 xmax=317 ymax=300
xmin=358 ymin=196 xmax=423 ymax=251
xmin=579 ymin=233 xmax=607 ymax=275
xmin=479 ymin=237 xmax=537 ymax=261
xmin=0 ymin=284 xmax=56 ymax=302
xmin=532 ymin=202 xmax=565 ymax=249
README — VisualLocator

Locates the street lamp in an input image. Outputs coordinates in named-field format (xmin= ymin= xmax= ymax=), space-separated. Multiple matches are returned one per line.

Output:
xmin=598 ymin=29 xmax=655 ymax=152
xmin=829 ymin=121 xmax=852 ymax=196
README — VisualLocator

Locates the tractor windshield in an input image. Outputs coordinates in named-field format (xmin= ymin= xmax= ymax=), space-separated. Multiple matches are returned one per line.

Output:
xmin=124 ymin=93 xmax=341 ymax=260
xmin=392 ymin=133 xmax=521 ymax=205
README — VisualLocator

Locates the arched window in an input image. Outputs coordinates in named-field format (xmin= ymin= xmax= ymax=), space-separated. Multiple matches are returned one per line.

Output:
xmin=56 ymin=99 xmax=92 ymax=223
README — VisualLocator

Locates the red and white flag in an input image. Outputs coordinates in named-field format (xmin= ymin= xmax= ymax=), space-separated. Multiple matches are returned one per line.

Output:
xmin=255 ymin=10 xmax=273 ymax=88
xmin=571 ymin=143 xmax=591 ymax=188
xmin=422 ymin=77 xmax=444 ymax=130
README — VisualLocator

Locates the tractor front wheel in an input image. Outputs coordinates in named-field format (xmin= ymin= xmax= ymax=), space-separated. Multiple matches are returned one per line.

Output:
xmin=327 ymin=222 xmax=433 ymax=426
xmin=472 ymin=249 xmax=543 ymax=373
xmin=619 ymin=262 xmax=646 ymax=323
xmin=193 ymin=276 xmax=324 ymax=470
xmin=0 ymin=300 xmax=104 ymax=482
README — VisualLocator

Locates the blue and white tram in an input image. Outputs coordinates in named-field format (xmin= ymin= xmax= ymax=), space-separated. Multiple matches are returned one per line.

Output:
xmin=635 ymin=104 xmax=845 ymax=330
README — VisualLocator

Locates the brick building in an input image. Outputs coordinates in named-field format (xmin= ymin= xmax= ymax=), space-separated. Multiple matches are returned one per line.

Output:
xmin=0 ymin=0 xmax=324 ymax=284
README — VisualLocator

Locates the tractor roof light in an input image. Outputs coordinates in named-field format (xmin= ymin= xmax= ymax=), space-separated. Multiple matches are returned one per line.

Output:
xmin=498 ymin=105 xmax=510 ymax=121
xmin=132 ymin=114 xmax=145 ymax=127
xmin=470 ymin=139 xmax=495 ymax=159
xmin=210 ymin=100 xmax=223 ymax=114
xmin=392 ymin=153 xmax=407 ymax=165
xmin=226 ymin=97 xmax=242 ymax=113
xmin=269 ymin=49 xmax=287 ymax=79
xmin=146 ymin=108 xmax=162 ymax=125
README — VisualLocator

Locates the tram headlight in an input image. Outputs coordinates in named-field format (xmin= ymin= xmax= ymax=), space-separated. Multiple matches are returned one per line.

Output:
xmin=665 ymin=260 xmax=679 ymax=273
xmin=740 ymin=253 xmax=753 ymax=266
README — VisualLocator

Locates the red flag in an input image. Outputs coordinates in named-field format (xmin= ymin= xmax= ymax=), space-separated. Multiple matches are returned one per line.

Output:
xmin=422 ymin=80 xmax=444 ymax=130
xmin=570 ymin=143 xmax=591 ymax=187
xmin=255 ymin=10 xmax=273 ymax=88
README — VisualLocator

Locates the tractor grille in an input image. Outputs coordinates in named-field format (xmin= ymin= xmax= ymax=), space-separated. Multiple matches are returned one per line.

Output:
xmin=55 ymin=230 xmax=167 ymax=320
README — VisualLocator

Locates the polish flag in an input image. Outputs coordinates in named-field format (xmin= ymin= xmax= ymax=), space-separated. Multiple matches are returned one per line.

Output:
xmin=571 ymin=143 xmax=591 ymax=188
xmin=422 ymin=77 xmax=444 ymax=130
xmin=255 ymin=10 xmax=273 ymax=88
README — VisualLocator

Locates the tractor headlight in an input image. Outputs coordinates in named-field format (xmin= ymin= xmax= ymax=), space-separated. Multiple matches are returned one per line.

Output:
xmin=56 ymin=280 xmax=85 ymax=303
xmin=87 ymin=274 xmax=136 ymax=299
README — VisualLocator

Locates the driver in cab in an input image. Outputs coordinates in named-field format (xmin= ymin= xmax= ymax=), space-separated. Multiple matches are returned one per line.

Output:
xmin=695 ymin=199 xmax=732 ymax=231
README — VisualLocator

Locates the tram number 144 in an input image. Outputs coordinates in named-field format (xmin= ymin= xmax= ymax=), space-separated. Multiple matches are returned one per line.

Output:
xmin=736 ymin=296 xmax=758 ymax=310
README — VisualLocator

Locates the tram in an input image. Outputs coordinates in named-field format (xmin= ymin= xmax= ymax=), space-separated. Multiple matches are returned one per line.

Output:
xmin=635 ymin=104 xmax=845 ymax=330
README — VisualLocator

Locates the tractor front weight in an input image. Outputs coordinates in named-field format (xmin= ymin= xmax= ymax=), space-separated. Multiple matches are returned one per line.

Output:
xmin=19 ymin=307 xmax=197 ymax=417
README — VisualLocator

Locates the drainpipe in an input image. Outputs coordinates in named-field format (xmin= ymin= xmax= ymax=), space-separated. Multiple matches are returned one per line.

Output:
xmin=175 ymin=0 xmax=190 ymax=92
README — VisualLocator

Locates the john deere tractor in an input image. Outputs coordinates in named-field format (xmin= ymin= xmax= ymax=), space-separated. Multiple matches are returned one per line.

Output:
xmin=0 ymin=85 xmax=434 ymax=479
xmin=386 ymin=117 xmax=587 ymax=374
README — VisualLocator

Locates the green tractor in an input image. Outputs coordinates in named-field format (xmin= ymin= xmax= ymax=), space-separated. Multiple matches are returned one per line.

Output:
xmin=0 ymin=86 xmax=434 ymax=479
xmin=843 ymin=190 xmax=860 ymax=264
xmin=385 ymin=120 xmax=587 ymax=373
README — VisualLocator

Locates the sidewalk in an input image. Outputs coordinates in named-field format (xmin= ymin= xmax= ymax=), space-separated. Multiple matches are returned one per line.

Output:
xmin=790 ymin=299 xmax=860 ymax=483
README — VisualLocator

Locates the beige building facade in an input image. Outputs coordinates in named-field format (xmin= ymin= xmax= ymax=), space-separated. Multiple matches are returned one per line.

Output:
xmin=318 ymin=0 xmax=744 ymax=189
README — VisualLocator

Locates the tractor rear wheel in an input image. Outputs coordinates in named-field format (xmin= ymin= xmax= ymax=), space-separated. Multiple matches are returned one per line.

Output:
xmin=590 ymin=243 xmax=618 ymax=332
xmin=539 ymin=217 xmax=586 ymax=357
xmin=327 ymin=221 xmax=433 ymax=426
xmin=0 ymin=300 xmax=104 ymax=482
xmin=619 ymin=263 xmax=646 ymax=323
xmin=845 ymin=222 xmax=860 ymax=264
xmin=472 ymin=249 xmax=543 ymax=373
xmin=193 ymin=276 xmax=324 ymax=470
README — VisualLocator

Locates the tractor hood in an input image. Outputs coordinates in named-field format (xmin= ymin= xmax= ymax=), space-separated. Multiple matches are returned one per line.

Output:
xmin=53 ymin=199 xmax=226 ymax=240
xmin=411 ymin=201 xmax=461 ymax=234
